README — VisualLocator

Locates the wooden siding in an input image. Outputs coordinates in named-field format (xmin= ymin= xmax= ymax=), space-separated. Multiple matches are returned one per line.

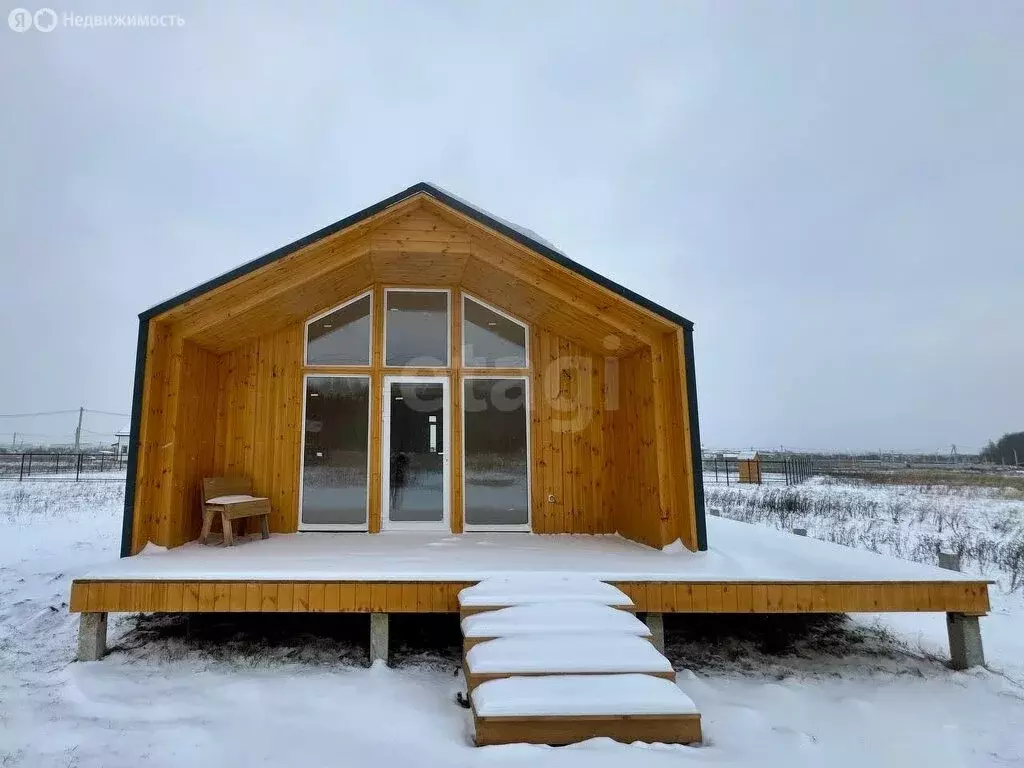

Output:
xmin=213 ymin=323 xmax=304 ymax=535
xmin=606 ymin=337 xmax=698 ymax=550
xmin=608 ymin=349 xmax=662 ymax=547
xmin=531 ymin=327 xmax=612 ymax=533
xmin=69 ymin=579 xmax=991 ymax=616
xmin=156 ymin=197 xmax=669 ymax=355
xmin=132 ymin=328 xmax=220 ymax=551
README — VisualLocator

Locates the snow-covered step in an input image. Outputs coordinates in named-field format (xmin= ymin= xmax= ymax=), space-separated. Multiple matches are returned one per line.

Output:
xmin=458 ymin=575 xmax=634 ymax=615
xmin=461 ymin=601 xmax=650 ymax=650
xmin=471 ymin=674 xmax=702 ymax=746
xmin=465 ymin=633 xmax=674 ymax=688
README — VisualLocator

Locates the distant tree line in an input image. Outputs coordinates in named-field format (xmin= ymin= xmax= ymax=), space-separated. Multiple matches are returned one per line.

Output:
xmin=981 ymin=432 xmax=1024 ymax=465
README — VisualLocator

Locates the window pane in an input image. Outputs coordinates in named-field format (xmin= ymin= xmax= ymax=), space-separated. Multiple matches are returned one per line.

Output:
xmin=301 ymin=377 xmax=369 ymax=526
xmin=463 ymin=378 xmax=529 ymax=526
xmin=388 ymin=382 xmax=445 ymax=523
xmin=306 ymin=295 xmax=371 ymax=365
xmin=385 ymin=291 xmax=449 ymax=367
xmin=463 ymin=298 xmax=527 ymax=368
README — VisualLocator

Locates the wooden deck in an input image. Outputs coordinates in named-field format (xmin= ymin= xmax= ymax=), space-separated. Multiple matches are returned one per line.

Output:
xmin=69 ymin=577 xmax=990 ymax=615
xmin=68 ymin=523 xmax=992 ymax=617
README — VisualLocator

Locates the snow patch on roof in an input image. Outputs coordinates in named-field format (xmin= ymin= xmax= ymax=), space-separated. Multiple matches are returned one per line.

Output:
xmin=424 ymin=181 xmax=565 ymax=255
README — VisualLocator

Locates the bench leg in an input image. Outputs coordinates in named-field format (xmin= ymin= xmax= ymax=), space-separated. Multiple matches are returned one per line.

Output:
xmin=221 ymin=512 xmax=234 ymax=546
xmin=259 ymin=514 xmax=270 ymax=540
xmin=200 ymin=509 xmax=215 ymax=545
xmin=78 ymin=612 xmax=107 ymax=661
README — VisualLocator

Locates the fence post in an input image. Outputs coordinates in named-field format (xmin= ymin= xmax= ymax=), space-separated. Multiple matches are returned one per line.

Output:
xmin=99 ymin=454 xmax=104 ymax=473
xmin=55 ymin=453 xmax=60 ymax=475
xmin=938 ymin=552 xmax=961 ymax=572
xmin=76 ymin=452 xmax=83 ymax=482
xmin=27 ymin=453 xmax=32 ymax=477
xmin=19 ymin=453 xmax=25 ymax=481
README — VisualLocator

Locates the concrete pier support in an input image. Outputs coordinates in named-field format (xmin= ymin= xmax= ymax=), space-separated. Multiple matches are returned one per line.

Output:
xmin=947 ymin=613 xmax=985 ymax=670
xmin=644 ymin=612 xmax=665 ymax=655
xmin=370 ymin=612 xmax=389 ymax=665
xmin=77 ymin=612 xmax=107 ymax=661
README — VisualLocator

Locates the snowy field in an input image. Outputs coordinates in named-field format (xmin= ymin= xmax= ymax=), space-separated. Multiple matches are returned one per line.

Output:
xmin=705 ymin=475 xmax=1024 ymax=591
xmin=2 ymin=479 xmax=1024 ymax=767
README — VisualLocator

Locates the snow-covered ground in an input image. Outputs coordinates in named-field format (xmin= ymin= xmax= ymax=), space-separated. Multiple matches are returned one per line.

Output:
xmin=2 ymin=479 xmax=1024 ymax=767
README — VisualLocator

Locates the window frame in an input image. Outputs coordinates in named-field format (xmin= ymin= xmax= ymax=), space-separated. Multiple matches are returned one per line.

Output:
xmin=460 ymin=374 xmax=532 ymax=533
xmin=297 ymin=373 xmax=373 ymax=532
xmin=383 ymin=287 xmax=452 ymax=369
xmin=461 ymin=293 xmax=530 ymax=370
xmin=303 ymin=290 xmax=374 ymax=368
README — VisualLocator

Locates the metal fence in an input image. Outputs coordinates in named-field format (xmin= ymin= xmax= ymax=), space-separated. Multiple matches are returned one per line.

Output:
xmin=703 ymin=456 xmax=815 ymax=486
xmin=0 ymin=452 xmax=128 ymax=481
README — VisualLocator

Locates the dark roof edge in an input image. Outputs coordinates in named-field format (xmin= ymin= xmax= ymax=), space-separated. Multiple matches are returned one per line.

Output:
xmin=683 ymin=326 xmax=707 ymax=551
xmin=119 ymin=317 xmax=149 ymax=557
xmin=140 ymin=182 xmax=694 ymax=330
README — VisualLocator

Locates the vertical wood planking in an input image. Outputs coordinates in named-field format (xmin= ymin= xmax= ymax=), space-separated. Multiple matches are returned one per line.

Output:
xmin=534 ymin=329 xmax=552 ymax=533
xmin=66 ymin=579 xmax=992 ymax=614
xmin=671 ymin=329 xmax=699 ymax=550
xmin=528 ymin=325 xmax=545 ymax=532
xmin=132 ymin=321 xmax=172 ymax=552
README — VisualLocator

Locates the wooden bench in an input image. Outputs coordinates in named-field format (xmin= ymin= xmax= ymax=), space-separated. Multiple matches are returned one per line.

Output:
xmin=200 ymin=476 xmax=271 ymax=546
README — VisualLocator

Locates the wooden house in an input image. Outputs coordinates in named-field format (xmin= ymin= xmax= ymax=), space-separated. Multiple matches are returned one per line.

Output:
xmin=70 ymin=184 xmax=989 ymax=745
xmin=114 ymin=181 xmax=707 ymax=554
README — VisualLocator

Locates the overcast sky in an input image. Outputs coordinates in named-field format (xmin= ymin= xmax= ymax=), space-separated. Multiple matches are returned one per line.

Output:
xmin=1 ymin=1 xmax=1021 ymax=452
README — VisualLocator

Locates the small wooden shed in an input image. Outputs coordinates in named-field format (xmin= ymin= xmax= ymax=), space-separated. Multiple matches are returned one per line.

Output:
xmin=118 ymin=183 xmax=708 ymax=556
xmin=737 ymin=452 xmax=762 ymax=484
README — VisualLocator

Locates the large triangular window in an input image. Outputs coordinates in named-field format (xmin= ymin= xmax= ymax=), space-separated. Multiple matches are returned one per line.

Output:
xmin=305 ymin=292 xmax=372 ymax=366
xmin=462 ymin=295 xmax=527 ymax=368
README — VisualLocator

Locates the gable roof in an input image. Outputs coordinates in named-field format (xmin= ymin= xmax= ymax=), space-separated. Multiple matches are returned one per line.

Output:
xmin=140 ymin=182 xmax=693 ymax=330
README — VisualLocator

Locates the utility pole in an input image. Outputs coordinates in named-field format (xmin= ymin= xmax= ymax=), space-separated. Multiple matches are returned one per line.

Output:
xmin=11 ymin=432 xmax=15 ymax=448
xmin=74 ymin=406 xmax=84 ymax=453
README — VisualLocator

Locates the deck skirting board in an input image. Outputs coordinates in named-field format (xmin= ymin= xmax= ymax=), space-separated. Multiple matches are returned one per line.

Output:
xmin=68 ymin=579 xmax=991 ymax=615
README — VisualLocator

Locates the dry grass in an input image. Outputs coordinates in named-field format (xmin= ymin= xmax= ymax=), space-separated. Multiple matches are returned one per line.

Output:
xmin=706 ymin=479 xmax=1024 ymax=591
xmin=826 ymin=468 xmax=1024 ymax=493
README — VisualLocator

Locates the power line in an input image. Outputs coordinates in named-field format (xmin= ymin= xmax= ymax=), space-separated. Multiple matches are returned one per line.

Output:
xmin=0 ymin=408 xmax=129 ymax=419
xmin=0 ymin=409 xmax=80 ymax=419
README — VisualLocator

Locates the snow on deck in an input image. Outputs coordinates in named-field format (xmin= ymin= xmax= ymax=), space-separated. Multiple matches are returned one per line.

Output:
xmin=80 ymin=517 xmax=979 ymax=582
xmin=472 ymin=674 xmax=699 ymax=718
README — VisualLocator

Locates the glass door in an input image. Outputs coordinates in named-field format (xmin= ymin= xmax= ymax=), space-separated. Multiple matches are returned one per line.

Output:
xmin=382 ymin=376 xmax=449 ymax=529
